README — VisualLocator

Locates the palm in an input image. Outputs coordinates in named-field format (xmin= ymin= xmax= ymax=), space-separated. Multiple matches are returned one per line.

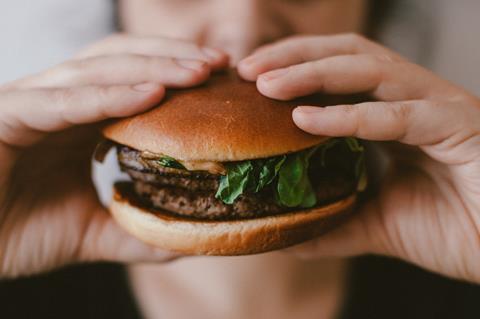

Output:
xmin=0 ymin=126 xmax=159 ymax=278
xmin=0 ymin=127 xmax=102 ymax=276
xmin=362 ymin=143 xmax=480 ymax=281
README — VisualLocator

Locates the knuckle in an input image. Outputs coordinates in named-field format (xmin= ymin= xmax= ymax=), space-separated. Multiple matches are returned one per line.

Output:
xmin=340 ymin=104 xmax=357 ymax=115
xmin=49 ymin=88 xmax=76 ymax=108
xmin=47 ymin=88 xmax=77 ymax=125
xmin=360 ymin=54 xmax=389 ymax=79
xmin=286 ymin=35 xmax=317 ymax=53
xmin=340 ymin=104 xmax=362 ymax=135
xmin=391 ymin=102 xmax=413 ymax=121
xmin=361 ymin=53 xmax=387 ymax=65
xmin=166 ymin=56 xmax=181 ymax=68
xmin=309 ymin=60 xmax=326 ymax=77
xmin=340 ymin=33 xmax=373 ymax=53
xmin=55 ymin=59 xmax=92 ymax=82
xmin=89 ymin=87 xmax=112 ymax=117
xmin=266 ymin=35 xmax=307 ymax=52
xmin=372 ymin=53 xmax=396 ymax=64
xmin=342 ymin=32 xmax=367 ymax=44
xmin=92 ymin=86 xmax=113 ymax=104
xmin=389 ymin=102 xmax=413 ymax=141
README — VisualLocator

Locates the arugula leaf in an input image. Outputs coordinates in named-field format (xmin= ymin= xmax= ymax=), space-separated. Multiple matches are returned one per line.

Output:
xmin=214 ymin=137 xmax=367 ymax=206
xmin=356 ymin=155 xmax=368 ymax=192
xmin=215 ymin=162 xmax=254 ymax=204
xmin=215 ymin=156 xmax=287 ymax=204
xmin=256 ymin=156 xmax=286 ymax=192
xmin=344 ymin=137 xmax=367 ymax=191
xmin=157 ymin=156 xmax=185 ymax=169
xmin=320 ymin=139 xmax=339 ymax=166
xmin=277 ymin=146 xmax=318 ymax=208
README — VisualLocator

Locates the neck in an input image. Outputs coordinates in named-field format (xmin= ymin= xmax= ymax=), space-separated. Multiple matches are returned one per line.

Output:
xmin=128 ymin=252 xmax=348 ymax=319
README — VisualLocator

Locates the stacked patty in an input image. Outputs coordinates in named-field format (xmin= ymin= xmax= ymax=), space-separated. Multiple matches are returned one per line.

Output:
xmin=117 ymin=145 xmax=355 ymax=220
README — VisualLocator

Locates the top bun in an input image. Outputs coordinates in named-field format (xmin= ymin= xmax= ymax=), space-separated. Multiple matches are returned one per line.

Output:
xmin=103 ymin=70 xmax=355 ymax=161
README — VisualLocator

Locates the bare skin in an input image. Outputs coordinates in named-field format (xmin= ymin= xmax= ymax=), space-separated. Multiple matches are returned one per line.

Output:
xmin=1 ymin=0 xmax=480 ymax=318
xmin=119 ymin=1 xmax=479 ymax=318
xmin=0 ymin=35 xmax=229 ymax=277
xmin=237 ymin=34 xmax=480 ymax=282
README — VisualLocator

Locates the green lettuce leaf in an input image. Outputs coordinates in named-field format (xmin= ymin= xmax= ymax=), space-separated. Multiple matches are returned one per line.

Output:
xmin=344 ymin=137 xmax=367 ymax=191
xmin=277 ymin=146 xmax=318 ymax=208
xmin=215 ymin=161 xmax=254 ymax=204
xmin=156 ymin=156 xmax=185 ymax=169
xmin=214 ymin=137 xmax=367 ymax=206
xmin=215 ymin=156 xmax=287 ymax=204
xmin=256 ymin=156 xmax=286 ymax=192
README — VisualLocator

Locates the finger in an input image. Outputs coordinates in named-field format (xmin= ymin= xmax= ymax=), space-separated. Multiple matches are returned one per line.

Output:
xmin=238 ymin=33 xmax=402 ymax=81
xmin=9 ymin=55 xmax=211 ymax=89
xmin=255 ymin=54 xmax=446 ymax=101
xmin=292 ymin=100 xmax=464 ymax=146
xmin=284 ymin=215 xmax=371 ymax=259
xmin=287 ymin=194 xmax=399 ymax=259
xmin=78 ymin=34 xmax=229 ymax=70
xmin=284 ymin=200 xmax=390 ymax=259
xmin=0 ymin=83 xmax=165 ymax=146
xmin=78 ymin=211 xmax=181 ymax=264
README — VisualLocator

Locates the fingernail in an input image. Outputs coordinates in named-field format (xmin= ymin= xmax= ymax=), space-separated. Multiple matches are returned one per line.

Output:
xmin=239 ymin=56 xmax=255 ymax=67
xmin=295 ymin=106 xmax=324 ymax=113
xmin=133 ymin=82 xmax=160 ymax=92
xmin=202 ymin=47 xmax=224 ymax=61
xmin=176 ymin=59 xmax=207 ymax=72
xmin=261 ymin=68 xmax=289 ymax=81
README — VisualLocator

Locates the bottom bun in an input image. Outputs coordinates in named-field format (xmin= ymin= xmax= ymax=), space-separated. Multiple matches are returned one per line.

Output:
xmin=109 ymin=182 xmax=357 ymax=256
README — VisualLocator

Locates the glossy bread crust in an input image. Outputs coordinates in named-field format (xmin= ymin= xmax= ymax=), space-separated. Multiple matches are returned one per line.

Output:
xmin=103 ymin=70 xmax=361 ymax=161
xmin=109 ymin=182 xmax=356 ymax=256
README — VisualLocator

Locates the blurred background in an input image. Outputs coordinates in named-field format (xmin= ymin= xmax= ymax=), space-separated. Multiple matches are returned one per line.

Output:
xmin=0 ymin=1 xmax=479 ymax=318
xmin=1 ymin=0 xmax=479 ymax=94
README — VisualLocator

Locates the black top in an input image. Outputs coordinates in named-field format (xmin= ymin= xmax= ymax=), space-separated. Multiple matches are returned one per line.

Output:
xmin=1 ymin=256 xmax=479 ymax=319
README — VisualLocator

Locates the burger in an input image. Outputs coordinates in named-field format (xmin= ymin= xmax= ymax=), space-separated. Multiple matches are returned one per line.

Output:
xmin=96 ymin=71 xmax=366 ymax=256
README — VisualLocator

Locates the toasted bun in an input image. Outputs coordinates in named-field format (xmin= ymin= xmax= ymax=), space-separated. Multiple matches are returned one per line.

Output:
xmin=110 ymin=182 xmax=356 ymax=256
xmin=103 ymin=70 xmax=360 ymax=161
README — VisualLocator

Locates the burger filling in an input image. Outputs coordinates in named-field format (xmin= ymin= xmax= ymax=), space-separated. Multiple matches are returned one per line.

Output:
xmin=112 ymin=138 xmax=366 ymax=220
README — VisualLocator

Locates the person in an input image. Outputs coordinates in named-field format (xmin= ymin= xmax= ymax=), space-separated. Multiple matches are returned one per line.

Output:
xmin=0 ymin=0 xmax=479 ymax=318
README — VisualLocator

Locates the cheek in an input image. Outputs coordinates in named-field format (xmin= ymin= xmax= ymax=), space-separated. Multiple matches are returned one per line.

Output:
xmin=275 ymin=0 xmax=368 ymax=35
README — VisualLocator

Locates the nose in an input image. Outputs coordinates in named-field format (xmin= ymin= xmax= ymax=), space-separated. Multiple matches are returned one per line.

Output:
xmin=204 ymin=0 xmax=281 ymax=65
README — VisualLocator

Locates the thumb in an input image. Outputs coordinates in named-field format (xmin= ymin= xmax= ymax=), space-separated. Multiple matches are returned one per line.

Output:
xmin=285 ymin=200 xmax=387 ymax=259
xmin=78 ymin=210 xmax=181 ymax=264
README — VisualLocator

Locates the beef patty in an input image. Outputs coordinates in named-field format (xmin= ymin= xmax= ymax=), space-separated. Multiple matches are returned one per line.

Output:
xmin=117 ymin=146 xmax=356 ymax=220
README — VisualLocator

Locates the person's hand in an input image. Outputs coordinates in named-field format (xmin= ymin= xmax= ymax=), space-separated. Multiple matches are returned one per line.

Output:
xmin=0 ymin=34 xmax=228 ymax=278
xmin=238 ymin=33 xmax=480 ymax=283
